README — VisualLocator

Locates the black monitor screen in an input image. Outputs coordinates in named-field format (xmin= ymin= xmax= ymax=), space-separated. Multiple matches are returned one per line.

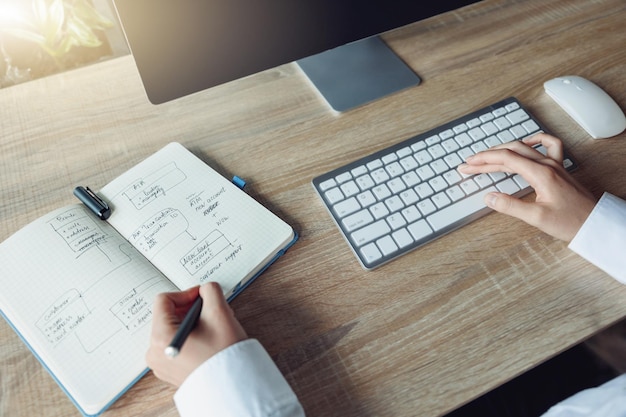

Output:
xmin=113 ymin=0 xmax=481 ymax=106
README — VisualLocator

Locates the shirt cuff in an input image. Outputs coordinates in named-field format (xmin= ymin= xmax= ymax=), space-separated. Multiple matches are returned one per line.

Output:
xmin=174 ymin=339 xmax=304 ymax=417
xmin=569 ymin=192 xmax=626 ymax=284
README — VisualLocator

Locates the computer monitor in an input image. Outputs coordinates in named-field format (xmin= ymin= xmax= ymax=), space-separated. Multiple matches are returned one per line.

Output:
xmin=112 ymin=0 xmax=481 ymax=111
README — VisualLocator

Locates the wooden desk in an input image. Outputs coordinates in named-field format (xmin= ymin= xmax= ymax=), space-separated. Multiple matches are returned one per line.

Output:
xmin=1 ymin=0 xmax=625 ymax=415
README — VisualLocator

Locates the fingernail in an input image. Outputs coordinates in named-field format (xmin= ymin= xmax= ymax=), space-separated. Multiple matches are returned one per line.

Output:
xmin=485 ymin=193 xmax=497 ymax=207
xmin=465 ymin=155 xmax=475 ymax=162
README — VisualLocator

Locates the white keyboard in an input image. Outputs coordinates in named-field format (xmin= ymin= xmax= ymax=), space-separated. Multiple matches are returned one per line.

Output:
xmin=312 ymin=97 xmax=576 ymax=269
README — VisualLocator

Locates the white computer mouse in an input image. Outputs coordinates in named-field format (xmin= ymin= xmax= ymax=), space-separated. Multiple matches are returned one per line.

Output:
xmin=544 ymin=75 xmax=626 ymax=139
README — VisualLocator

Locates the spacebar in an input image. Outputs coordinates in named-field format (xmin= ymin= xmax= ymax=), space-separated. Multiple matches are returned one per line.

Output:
xmin=426 ymin=187 xmax=497 ymax=232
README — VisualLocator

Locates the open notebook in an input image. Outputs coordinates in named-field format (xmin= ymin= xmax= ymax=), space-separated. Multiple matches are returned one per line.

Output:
xmin=0 ymin=142 xmax=297 ymax=416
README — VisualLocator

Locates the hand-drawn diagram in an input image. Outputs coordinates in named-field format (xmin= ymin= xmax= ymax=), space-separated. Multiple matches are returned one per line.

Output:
xmin=40 ymin=207 xmax=175 ymax=352
xmin=36 ymin=289 xmax=88 ymax=345
xmin=181 ymin=230 xmax=232 ymax=274
xmin=49 ymin=207 xmax=109 ymax=256
xmin=129 ymin=208 xmax=192 ymax=259
xmin=122 ymin=162 xmax=186 ymax=210
xmin=35 ymin=276 xmax=172 ymax=352
xmin=109 ymin=277 xmax=170 ymax=333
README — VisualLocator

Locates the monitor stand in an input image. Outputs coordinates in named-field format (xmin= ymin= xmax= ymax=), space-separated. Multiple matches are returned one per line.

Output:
xmin=297 ymin=36 xmax=421 ymax=112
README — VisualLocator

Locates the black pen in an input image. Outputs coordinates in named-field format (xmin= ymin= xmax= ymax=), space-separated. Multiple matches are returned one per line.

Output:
xmin=73 ymin=186 xmax=111 ymax=220
xmin=164 ymin=296 xmax=203 ymax=358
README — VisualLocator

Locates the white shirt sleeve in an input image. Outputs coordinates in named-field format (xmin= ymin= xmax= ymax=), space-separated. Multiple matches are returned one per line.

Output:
xmin=541 ymin=374 xmax=626 ymax=417
xmin=174 ymin=339 xmax=305 ymax=417
xmin=569 ymin=192 xmax=626 ymax=284
xmin=541 ymin=192 xmax=626 ymax=417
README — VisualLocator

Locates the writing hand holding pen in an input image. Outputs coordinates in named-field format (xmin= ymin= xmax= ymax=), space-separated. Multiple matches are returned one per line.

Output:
xmin=146 ymin=282 xmax=247 ymax=387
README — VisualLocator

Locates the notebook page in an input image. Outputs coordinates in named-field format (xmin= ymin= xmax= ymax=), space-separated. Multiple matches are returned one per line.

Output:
xmin=100 ymin=142 xmax=294 ymax=296
xmin=0 ymin=205 xmax=176 ymax=415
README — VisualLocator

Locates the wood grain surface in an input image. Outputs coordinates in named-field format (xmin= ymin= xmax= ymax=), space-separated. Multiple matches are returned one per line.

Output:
xmin=1 ymin=0 xmax=625 ymax=416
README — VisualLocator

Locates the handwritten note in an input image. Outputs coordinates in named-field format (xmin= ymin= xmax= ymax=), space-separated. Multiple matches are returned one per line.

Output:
xmin=122 ymin=162 xmax=186 ymax=209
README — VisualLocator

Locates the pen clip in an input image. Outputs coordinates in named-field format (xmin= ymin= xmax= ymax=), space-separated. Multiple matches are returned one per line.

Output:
xmin=73 ymin=186 xmax=111 ymax=220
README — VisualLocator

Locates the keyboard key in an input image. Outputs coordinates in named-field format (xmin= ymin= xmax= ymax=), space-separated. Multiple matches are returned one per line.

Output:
xmin=336 ymin=172 xmax=352 ymax=184
xmin=334 ymin=197 xmax=360 ymax=217
xmin=471 ymin=142 xmax=488 ymax=153
xmin=431 ymin=192 xmax=451 ymax=209
xmin=319 ymin=178 xmax=337 ymax=191
xmin=373 ymin=184 xmax=392 ymax=200
xmin=510 ymin=125 xmax=527 ymax=139
xmin=376 ymin=235 xmax=398 ymax=256
xmin=468 ymin=127 xmax=486 ymax=141
xmin=497 ymin=130 xmax=515 ymax=143
xmin=506 ymin=109 xmax=529 ymax=124
xmin=360 ymin=243 xmax=382 ymax=263
xmin=384 ymin=195 xmax=404 ymax=212
xmin=427 ymin=187 xmax=496 ymax=231
xmin=431 ymin=159 xmax=449 ymax=174
xmin=505 ymin=102 xmax=520 ymax=111
xmin=417 ymin=199 xmax=437 ymax=216
xmin=453 ymin=123 xmax=468 ymax=134
xmin=460 ymin=179 xmax=479 ymax=195
xmin=466 ymin=117 xmax=481 ymax=128
xmin=442 ymin=138 xmax=460 ymax=153
xmin=411 ymin=141 xmax=427 ymax=152
xmin=356 ymin=190 xmax=376 ymax=207
xmin=481 ymin=121 xmax=499 ymax=136
xmin=473 ymin=174 xmax=493 ymax=188
xmin=446 ymin=185 xmax=464 ymax=202
xmin=356 ymin=174 xmax=375 ymax=190
xmin=407 ymin=220 xmax=434 ymax=241
xmin=371 ymin=168 xmax=390 ymax=184
xmin=392 ymin=228 xmax=414 ymax=248
xmin=386 ymin=162 xmax=404 ymax=177
xmin=415 ymin=183 xmax=435 ymax=199
xmin=351 ymin=165 xmax=368 ymax=177
xmin=428 ymin=144 xmax=446 ymax=159
xmin=444 ymin=153 xmax=463 ymax=168
xmin=370 ymin=202 xmax=389 ymax=219
xmin=397 ymin=146 xmax=412 ymax=158
xmin=494 ymin=116 xmax=511 ymax=130
xmin=367 ymin=159 xmax=383 ymax=170
xmin=492 ymin=107 xmax=507 ymax=117
xmin=443 ymin=170 xmax=462 ymax=185
xmin=325 ymin=187 xmax=344 ymax=204
xmin=340 ymin=180 xmax=360 ymax=197
xmin=522 ymin=120 xmax=540 ymax=134
xmin=416 ymin=165 xmax=436 ymax=181
xmin=342 ymin=209 xmax=374 ymax=232
xmin=496 ymin=178 xmax=520 ymax=194
xmin=401 ymin=171 xmax=420 ymax=187
xmin=387 ymin=178 xmax=407 ymax=194
xmin=351 ymin=219 xmax=391 ymax=246
xmin=455 ymin=132 xmax=473 ymax=147
xmin=480 ymin=113 xmax=494 ymax=122
xmin=400 ymin=155 xmax=418 ymax=171
xmin=382 ymin=153 xmax=398 ymax=164
xmin=429 ymin=176 xmax=448 ymax=192
xmin=484 ymin=136 xmax=501 ymax=148
xmin=386 ymin=213 xmax=407 ymax=230
xmin=400 ymin=189 xmax=419 ymax=206
xmin=440 ymin=129 xmax=455 ymax=140
xmin=415 ymin=150 xmax=433 ymax=165
xmin=401 ymin=205 xmax=422 ymax=223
